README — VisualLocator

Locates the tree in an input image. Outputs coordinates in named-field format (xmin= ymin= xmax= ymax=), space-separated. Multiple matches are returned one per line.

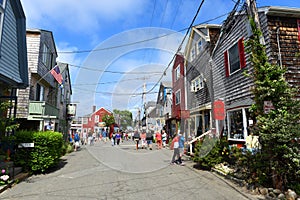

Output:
xmin=113 ymin=109 xmax=132 ymax=130
xmin=101 ymin=114 xmax=115 ymax=128
xmin=246 ymin=18 xmax=300 ymax=190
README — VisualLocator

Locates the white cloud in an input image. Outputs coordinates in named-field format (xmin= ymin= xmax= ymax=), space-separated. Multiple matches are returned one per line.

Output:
xmin=21 ymin=0 xmax=149 ymax=34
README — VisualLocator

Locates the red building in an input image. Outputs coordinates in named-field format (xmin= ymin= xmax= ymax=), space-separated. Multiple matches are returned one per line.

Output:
xmin=171 ymin=53 xmax=189 ymax=134
xmin=81 ymin=107 xmax=112 ymax=135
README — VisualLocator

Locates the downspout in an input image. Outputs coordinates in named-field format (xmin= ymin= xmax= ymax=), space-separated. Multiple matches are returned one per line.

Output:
xmin=276 ymin=26 xmax=283 ymax=69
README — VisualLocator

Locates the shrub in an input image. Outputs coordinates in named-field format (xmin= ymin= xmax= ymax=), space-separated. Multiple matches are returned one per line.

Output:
xmin=193 ymin=136 xmax=229 ymax=170
xmin=14 ymin=130 xmax=64 ymax=173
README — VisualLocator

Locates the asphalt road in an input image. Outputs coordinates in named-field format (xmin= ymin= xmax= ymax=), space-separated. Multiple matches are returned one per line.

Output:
xmin=0 ymin=140 xmax=263 ymax=200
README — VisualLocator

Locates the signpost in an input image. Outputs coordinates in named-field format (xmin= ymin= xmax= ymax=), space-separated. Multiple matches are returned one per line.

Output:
xmin=213 ymin=100 xmax=225 ymax=120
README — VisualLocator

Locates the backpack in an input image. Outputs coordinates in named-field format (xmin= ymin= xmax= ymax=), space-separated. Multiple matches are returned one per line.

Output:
xmin=74 ymin=133 xmax=80 ymax=142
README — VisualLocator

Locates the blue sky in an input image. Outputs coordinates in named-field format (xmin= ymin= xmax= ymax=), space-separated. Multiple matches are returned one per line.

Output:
xmin=21 ymin=0 xmax=300 ymax=117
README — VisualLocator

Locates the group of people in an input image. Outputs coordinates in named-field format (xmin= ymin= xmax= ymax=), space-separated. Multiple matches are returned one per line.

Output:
xmin=170 ymin=131 xmax=185 ymax=166
xmin=132 ymin=129 xmax=169 ymax=150
xmin=70 ymin=128 xmax=186 ymax=166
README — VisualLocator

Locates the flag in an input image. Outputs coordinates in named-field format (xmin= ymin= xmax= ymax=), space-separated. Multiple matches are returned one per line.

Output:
xmin=51 ymin=65 xmax=63 ymax=84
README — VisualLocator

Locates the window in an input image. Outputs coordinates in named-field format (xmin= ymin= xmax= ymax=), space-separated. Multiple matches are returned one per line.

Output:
xmin=175 ymin=64 xmax=180 ymax=81
xmin=197 ymin=39 xmax=202 ymax=53
xmin=191 ymin=47 xmax=196 ymax=60
xmin=82 ymin=118 xmax=88 ymax=124
xmin=36 ymin=84 xmax=44 ymax=101
xmin=95 ymin=115 xmax=99 ymax=123
xmin=60 ymin=86 xmax=64 ymax=103
xmin=175 ymin=90 xmax=181 ymax=105
xmin=227 ymin=108 xmax=250 ymax=140
xmin=224 ymin=38 xmax=246 ymax=77
xmin=42 ymin=43 xmax=52 ymax=69
xmin=191 ymin=75 xmax=204 ymax=92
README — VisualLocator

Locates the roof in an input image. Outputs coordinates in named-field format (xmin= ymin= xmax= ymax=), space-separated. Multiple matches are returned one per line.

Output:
xmin=259 ymin=6 xmax=300 ymax=18
xmin=161 ymin=81 xmax=172 ymax=88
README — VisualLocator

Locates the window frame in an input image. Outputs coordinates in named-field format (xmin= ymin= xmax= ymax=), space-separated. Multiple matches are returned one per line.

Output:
xmin=94 ymin=115 xmax=99 ymax=123
xmin=36 ymin=83 xmax=45 ymax=101
xmin=224 ymin=38 xmax=246 ymax=77
xmin=191 ymin=75 xmax=204 ymax=92
xmin=227 ymin=107 xmax=250 ymax=141
xmin=197 ymin=39 xmax=203 ymax=54
xmin=175 ymin=64 xmax=180 ymax=81
xmin=42 ymin=43 xmax=52 ymax=69
xmin=175 ymin=90 xmax=181 ymax=105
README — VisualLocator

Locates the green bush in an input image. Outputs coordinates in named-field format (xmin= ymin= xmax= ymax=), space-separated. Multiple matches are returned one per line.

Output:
xmin=193 ymin=136 xmax=229 ymax=170
xmin=13 ymin=130 xmax=64 ymax=173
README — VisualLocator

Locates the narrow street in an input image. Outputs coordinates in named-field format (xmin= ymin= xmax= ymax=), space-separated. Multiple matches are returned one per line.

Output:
xmin=0 ymin=140 xmax=262 ymax=200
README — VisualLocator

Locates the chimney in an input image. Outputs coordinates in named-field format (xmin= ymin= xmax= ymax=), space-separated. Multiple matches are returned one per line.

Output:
xmin=92 ymin=105 xmax=96 ymax=113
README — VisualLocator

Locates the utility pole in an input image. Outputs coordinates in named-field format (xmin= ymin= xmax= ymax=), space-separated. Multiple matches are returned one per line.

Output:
xmin=142 ymin=82 xmax=148 ymax=132
xmin=245 ymin=0 xmax=265 ymax=44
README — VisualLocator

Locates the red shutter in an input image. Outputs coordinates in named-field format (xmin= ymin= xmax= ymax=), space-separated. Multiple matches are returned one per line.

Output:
xmin=238 ymin=38 xmax=246 ymax=69
xmin=297 ymin=19 xmax=300 ymax=42
xmin=224 ymin=51 xmax=229 ymax=77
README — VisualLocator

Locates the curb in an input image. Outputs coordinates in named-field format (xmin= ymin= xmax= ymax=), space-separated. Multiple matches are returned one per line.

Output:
xmin=0 ymin=172 xmax=30 ymax=194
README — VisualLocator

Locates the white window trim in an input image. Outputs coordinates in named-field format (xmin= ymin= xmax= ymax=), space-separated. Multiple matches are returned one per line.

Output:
xmin=191 ymin=47 xmax=196 ymax=60
xmin=175 ymin=89 xmax=181 ymax=105
xmin=95 ymin=115 xmax=99 ymax=123
xmin=227 ymin=107 xmax=249 ymax=141
xmin=191 ymin=75 xmax=204 ymax=92
xmin=197 ymin=39 xmax=203 ymax=54
xmin=175 ymin=64 xmax=180 ymax=81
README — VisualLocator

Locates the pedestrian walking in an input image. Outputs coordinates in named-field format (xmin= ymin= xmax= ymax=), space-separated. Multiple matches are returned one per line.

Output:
xmin=170 ymin=134 xmax=180 ymax=165
xmin=74 ymin=131 xmax=80 ymax=151
xmin=115 ymin=131 xmax=121 ymax=145
xmin=101 ymin=129 xmax=107 ymax=143
xmin=162 ymin=130 xmax=167 ymax=148
xmin=140 ymin=131 xmax=146 ymax=149
xmin=155 ymin=130 xmax=162 ymax=149
xmin=82 ymin=131 xmax=87 ymax=145
xmin=146 ymin=131 xmax=153 ymax=150
xmin=177 ymin=132 xmax=185 ymax=165
xmin=133 ymin=130 xmax=140 ymax=150
xmin=88 ymin=131 xmax=93 ymax=145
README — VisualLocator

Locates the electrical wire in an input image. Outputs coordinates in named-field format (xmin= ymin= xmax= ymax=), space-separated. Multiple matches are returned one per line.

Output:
xmin=144 ymin=0 xmax=206 ymax=95
xmin=27 ymin=11 xmax=233 ymax=56
xmin=62 ymin=63 xmax=163 ymax=74
xmin=72 ymin=76 xmax=154 ymax=86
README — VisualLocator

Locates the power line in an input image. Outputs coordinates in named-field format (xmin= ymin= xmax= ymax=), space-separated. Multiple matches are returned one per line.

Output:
xmin=73 ymin=87 xmax=159 ymax=96
xmin=27 ymin=11 xmax=232 ymax=56
xmin=62 ymin=62 xmax=163 ymax=74
xmin=72 ymin=76 xmax=154 ymax=86
xmin=145 ymin=0 xmax=206 ymax=95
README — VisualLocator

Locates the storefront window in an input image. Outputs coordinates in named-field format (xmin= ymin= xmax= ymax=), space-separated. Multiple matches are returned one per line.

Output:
xmin=228 ymin=109 xmax=244 ymax=140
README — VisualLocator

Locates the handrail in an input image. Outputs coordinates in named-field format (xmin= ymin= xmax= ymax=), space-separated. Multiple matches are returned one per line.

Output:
xmin=187 ymin=130 xmax=212 ymax=155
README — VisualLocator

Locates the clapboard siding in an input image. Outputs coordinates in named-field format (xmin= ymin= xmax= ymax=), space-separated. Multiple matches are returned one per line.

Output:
xmin=186 ymin=26 xmax=221 ymax=111
xmin=212 ymin=12 xmax=253 ymax=107
xmin=0 ymin=1 xmax=21 ymax=83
